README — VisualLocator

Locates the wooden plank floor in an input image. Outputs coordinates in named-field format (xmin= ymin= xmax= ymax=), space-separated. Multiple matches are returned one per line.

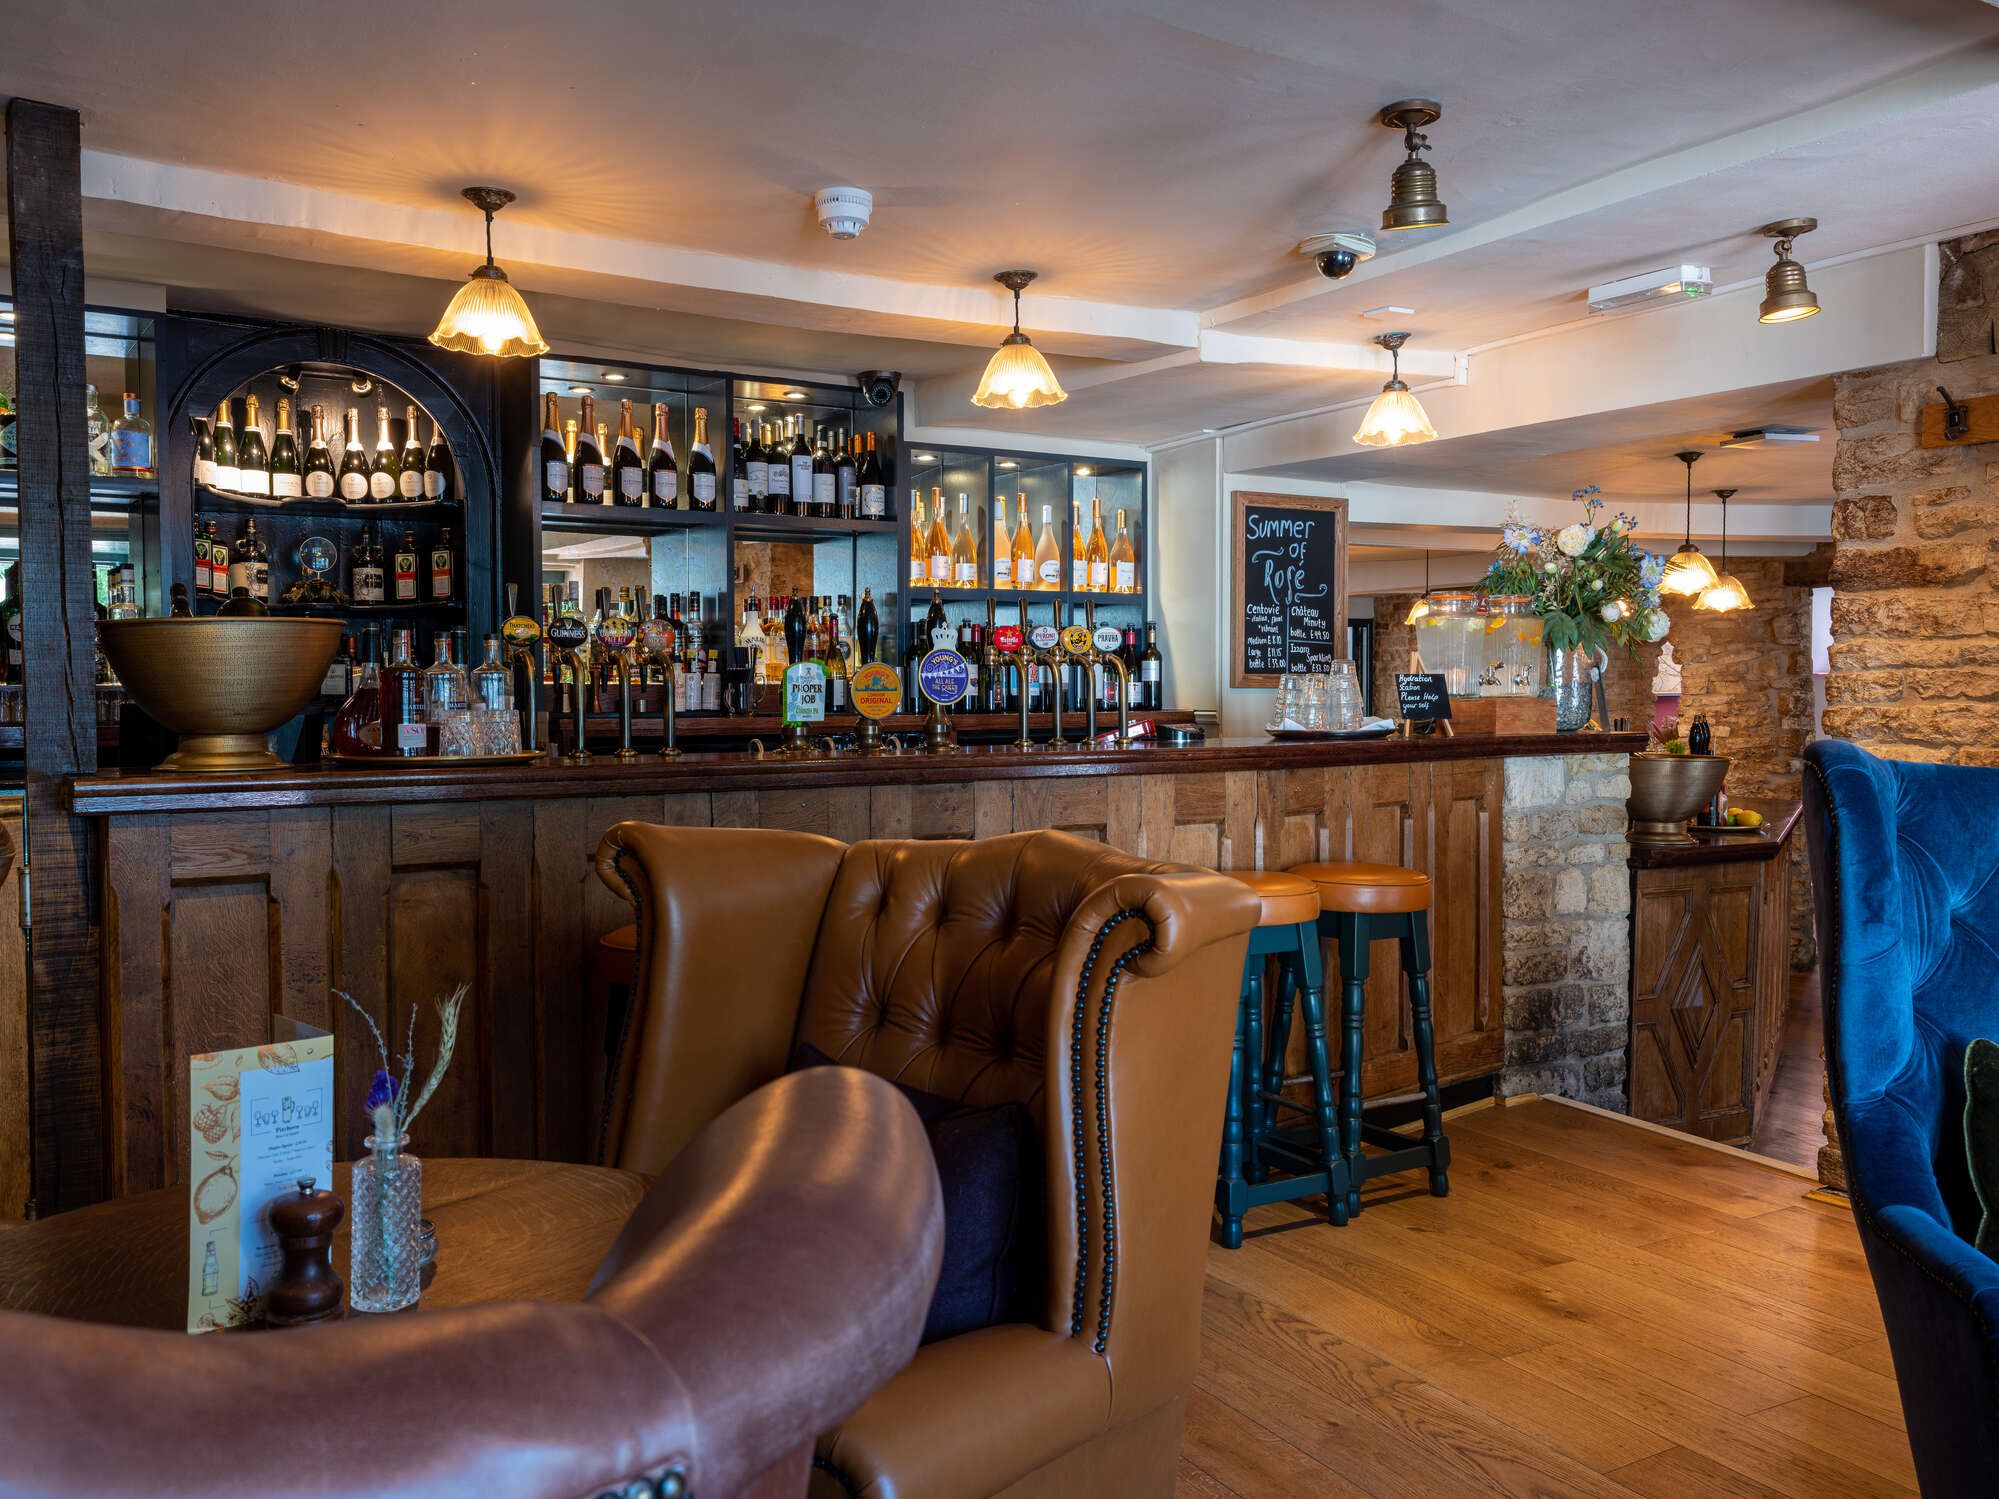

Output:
xmin=1182 ymin=1097 xmax=1911 ymax=1499
xmin=1750 ymin=970 xmax=1827 ymax=1172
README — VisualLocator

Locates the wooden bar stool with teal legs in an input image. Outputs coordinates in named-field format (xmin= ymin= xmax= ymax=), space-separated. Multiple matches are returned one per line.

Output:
xmin=1214 ymin=871 xmax=1350 ymax=1247
xmin=1285 ymin=860 xmax=1450 ymax=1218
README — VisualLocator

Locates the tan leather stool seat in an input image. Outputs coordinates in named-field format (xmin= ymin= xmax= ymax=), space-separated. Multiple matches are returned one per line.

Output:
xmin=1225 ymin=870 xmax=1321 ymax=927
xmin=1289 ymin=860 xmax=1431 ymax=915
xmin=602 ymin=923 xmax=638 ymax=955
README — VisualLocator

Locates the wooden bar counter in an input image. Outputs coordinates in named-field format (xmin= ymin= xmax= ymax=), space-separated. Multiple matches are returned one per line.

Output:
xmin=68 ymin=731 xmax=1642 ymax=1199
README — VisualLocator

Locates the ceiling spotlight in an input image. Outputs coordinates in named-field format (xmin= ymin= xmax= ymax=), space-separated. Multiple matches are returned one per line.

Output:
xmin=1588 ymin=265 xmax=1712 ymax=316
xmin=747 ymin=403 xmax=767 ymax=413
xmin=567 ymin=385 xmax=592 ymax=396
xmin=1378 ymin=99 xmax=1449 ymax=232
xmin=998 ymin=459 xmax=1017 ymax=469
xmin=428 ymin=186 xmax=549 ymax=358
xmin=1076 ymin=466 xmax=1093 ymax=477
xmin=973 ymin=270 xmax=1069 ymax=410
xmin=915 ymin=452 xmax=937 ymax=462
xmin=601 ymin=371 xmax=626 ymax=382
xmin=1661 ymin=451 xmax=1721 ymax=597
xmin=1757 ymin=218 xmax=1821 ymax=324
xmin=1352 ymin=332 xmax=1438 ymax=447
xmin=784 ymin=390 xmax=807 ymax=400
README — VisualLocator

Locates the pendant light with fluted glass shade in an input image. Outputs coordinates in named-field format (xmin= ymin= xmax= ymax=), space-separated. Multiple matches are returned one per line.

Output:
xmin=1696 ymin=489 xmax=1754 ymax=612
xmin=428 ymin=187 xmax=549 ymax=359
xmin=1353 ymin=332 xmax=1437 ymax=447
xmin=972 ymin=270 xmax=1068 ymax=409
xmin=1404 ymin=548 xmax=1434 ymax=624
xmin=1660 ymin=450 xmax=1722 ymax=596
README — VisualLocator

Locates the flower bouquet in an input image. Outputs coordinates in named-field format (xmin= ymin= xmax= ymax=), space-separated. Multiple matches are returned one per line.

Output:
xmin=1481 ymin=486 xmax=1669 ymax=730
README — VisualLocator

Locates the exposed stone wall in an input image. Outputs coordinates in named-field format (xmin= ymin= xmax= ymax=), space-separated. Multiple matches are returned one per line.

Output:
xmin=1827 ymin=228 xmax=1999 ymax=766
xmin=1370 ymin=591 xmax=1420 ymax=718
xmin=1499 ymin=753 xmax=1632 ymax=1111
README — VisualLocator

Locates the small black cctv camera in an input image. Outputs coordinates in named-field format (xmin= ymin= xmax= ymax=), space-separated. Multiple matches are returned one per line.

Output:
xmin=1317 ymin=249 xmax=1360 ymax=279
xmin=857 ymin=370 xmax=902 ymax=408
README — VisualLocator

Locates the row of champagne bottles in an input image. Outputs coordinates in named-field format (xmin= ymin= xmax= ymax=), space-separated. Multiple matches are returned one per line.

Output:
xmin=193 ymin=396 xmax=457 ymax=503
xmin=191 ymin=516 xmax=456 ymax=607
xmin=910 ymin=491 xmax=1139 ymax=594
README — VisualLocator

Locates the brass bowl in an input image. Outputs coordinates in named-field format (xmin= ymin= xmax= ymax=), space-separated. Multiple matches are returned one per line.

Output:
xmin=99 ymin=618 xmax=343 ymax=773
xmin=1627 ymin=751 xmax=1731 ymax=844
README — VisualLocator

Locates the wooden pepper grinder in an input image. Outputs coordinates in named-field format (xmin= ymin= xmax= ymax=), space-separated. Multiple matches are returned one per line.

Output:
xmin=265 ymin=1176 xmax=345 ymax=1326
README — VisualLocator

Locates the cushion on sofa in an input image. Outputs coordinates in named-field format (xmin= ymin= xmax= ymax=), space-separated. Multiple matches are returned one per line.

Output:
xmin=1966 ymin=1037 xmax=1999 ymax=1257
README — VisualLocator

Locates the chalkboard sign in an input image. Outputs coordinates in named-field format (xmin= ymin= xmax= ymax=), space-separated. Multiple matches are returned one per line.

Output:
xmin=1231 ymin=491 xmax=1349 ymax=686
xmin=1395 ymin=673 xmax=1453 ymax=722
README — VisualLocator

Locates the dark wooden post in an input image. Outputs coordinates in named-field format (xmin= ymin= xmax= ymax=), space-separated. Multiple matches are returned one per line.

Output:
xmin=7 ymin=98 xmax=104 ymax=1213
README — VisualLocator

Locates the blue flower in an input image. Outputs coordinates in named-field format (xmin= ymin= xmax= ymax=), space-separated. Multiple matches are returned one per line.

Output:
xmin=1639 ymin=553 xmax=1666 ymax=588
xmin=366 ymin=1068 xmax=398 ymax=1114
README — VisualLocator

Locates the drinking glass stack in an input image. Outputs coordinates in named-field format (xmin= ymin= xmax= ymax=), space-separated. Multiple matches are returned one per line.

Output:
xmin=1268 ymin=663 xmax=1365 ymax=733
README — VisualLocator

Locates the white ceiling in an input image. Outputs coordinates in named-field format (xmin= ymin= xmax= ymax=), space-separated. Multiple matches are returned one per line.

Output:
xmin=3 ymin=0 xmax=1995 ymax=488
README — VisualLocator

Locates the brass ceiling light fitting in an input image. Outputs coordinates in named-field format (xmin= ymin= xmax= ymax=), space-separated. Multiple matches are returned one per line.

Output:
xmin=1660 ymin=450 xmax=1722 ymax=597
xmin=1378 ymin=99 xmax=1449 ymax=232
xmin=428 ymin=187 xmax=549 ymax=358
xmin=1353 ymin=331 xmax=1438 ymax=447
xmin=1696 ymin=488 xmax=1754 ymax=612
xmin=971 ymin=270 xmax=1068 ymax=410
xmin=1757 ymin=218 xmax=1821 ymax=325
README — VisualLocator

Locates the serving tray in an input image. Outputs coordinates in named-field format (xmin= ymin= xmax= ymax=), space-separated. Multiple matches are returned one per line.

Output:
xmin=1266 ymin=722 xmax=1397 ymax=741
xmin=323 ymin=750 xmax=546 ymax=770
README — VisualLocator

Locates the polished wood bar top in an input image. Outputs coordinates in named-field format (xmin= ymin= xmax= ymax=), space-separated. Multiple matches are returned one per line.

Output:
xmin=1626 ymin=797 xmax=1802 ymax=869
xmin=69 ymin=730 xmax=1646 ymax=814
xmin=0 ymin=1158 xmax=645 ymax=1330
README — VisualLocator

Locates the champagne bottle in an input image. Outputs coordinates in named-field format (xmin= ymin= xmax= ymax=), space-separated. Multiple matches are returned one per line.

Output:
xmin=859 ymin=431 xmax=887 ymax=519
xmin=269 ymin=397 xmax=302 ymax=498
xmin=1034 ymin=504 xmax=1061 ymax=591
xmin=687 ymin=407 xmax=717 ymax=510
xmin=367 ymin=402 xmax=398 ymax=501
xmin=926 ymin=488 xmax=952 ymax=586
xmin=612 ymin=398 xmax=644 ymax=507
xmin=574 ymin=395 xmax=605 ymax=503
xmin=991 ymin=496 xmax=1013 ymax=589
xmin=764 ymin=419 xmax=792 ymax=512
xmin=237 ymin=394 xmax=271 ymax=496
xmin=303 ymin=404 xmax=336 ymax=498
xmin=744 ymin=419 xmax=769 ymax=512
xmin=541 ymin=392 xmax=569 ymax=503
xmin=787 ymin=416 xmax=812 ymax=517
xmin=424 ymin=416 xmax=454 ymax=501
xmin=337 ymin=408 xmax=370 ymax=501
xmin=1109 ymin=507 xmax=1137 ymax=593
xmin=192 ymin=414 xmax=216 ymax=489
xmin=211 ymin=400 xmax=240 ymax=491
xmin=398 ymin=405 xmax=425 ymax=499
xmin=951 ymin=492 xmax=979 ymax=586
xmin=647 ymin=402 xmax=678 ymax=508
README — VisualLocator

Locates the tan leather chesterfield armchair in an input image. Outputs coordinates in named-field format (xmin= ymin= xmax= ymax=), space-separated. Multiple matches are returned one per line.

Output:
xmin=0 ymin=1067 xmax=942 ymax=1499
xmin=594 ymin=825 xmax=1260 ymax=1499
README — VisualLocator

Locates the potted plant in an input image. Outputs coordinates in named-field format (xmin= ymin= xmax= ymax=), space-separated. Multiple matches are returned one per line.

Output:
xmin=1480 ymin=486 xmax=1670 ymax=731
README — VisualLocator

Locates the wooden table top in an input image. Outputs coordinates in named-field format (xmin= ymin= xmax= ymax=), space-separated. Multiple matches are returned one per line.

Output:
xmin=0 ymin=1158 xmax=646 ymax=1330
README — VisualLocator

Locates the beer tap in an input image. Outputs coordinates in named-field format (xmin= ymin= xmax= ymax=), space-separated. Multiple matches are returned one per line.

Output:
xmin=594 ymin=612 xmax=641 ymax=763
xmin=1016 ymin=599 xmax=1068 ymax=749
xmin=638 ymin=613 xmax=681 ymax=760
xmin=1070 ymin=601 xmax=1134 ymax=750
xmin=499 ymin=584 xmax=545 ymax=755
xmin=543 ymin=608 xmax=592 ymax=765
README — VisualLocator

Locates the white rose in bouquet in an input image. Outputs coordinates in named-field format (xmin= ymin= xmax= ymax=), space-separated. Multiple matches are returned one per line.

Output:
xmin=1556 ymin=523 xmax=1593 ymax=557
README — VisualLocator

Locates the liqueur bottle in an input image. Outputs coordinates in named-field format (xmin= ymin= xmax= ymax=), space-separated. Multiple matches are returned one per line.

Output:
xmin=269 ymin=398 xmax=302 ymax=499
xmin=398 ymin=405 xmax=425 ymax=500
xmin=350 ymin=523 xmax=386 ymax=604
xmin=992 ymin=496 xmax=1014 ymax=590
xmin=337 ymin=409 xmax=371 ymax=501
xmin=203 ymin=521 xmax=225 ymax=595
xmin=192 ymin=414 xmax=216 ymax=489
xmin=1109 ymin=507 xmax=1137 ymax=593
xmin=393 ymin=529 xmax=419 ymax=603
xmin=764 ymin=419 xmax=792 ymax=513
xmin=424 ymin=416 xmax=454 ymax=501
xmin=210 ymin=400 xmax=240 ymax=491
xmin=1034 ymin=504 xmax=1062 ymax=591
xmin=193 ymin=522 xmax=214 ymax=597
xmin=574 ymin=395 xmax=606 ymax=503
xmin=472 ymin=635 xmax=512 ymax=711
xmin=331 ymin=629 xmax=383 ymax=755
xmin=302 ymin=404 xmax=336 ymax=498
xmin=369 ymin=402 xmax=398 ymax=502
xmin=227 ymin=518 xmax=270 ymax=603
xmin=429 ymin=528 xmax=455 ymax=601
xmin=787 ymin=416 xmax=813 ymax=517
xmin=686 ymin=407 xmax=717 ymax=511
xmin=381 ymin=626 xmax=427 ymax=757
xmin=858 ymin=432 xmax=887 ymax=519
xmin=322 ymin=631 xmax=356 ymax=701
xmin=541 ymin=392 xmax=569 ymax=503
xmin=107 ymin=390 xmax=154 ymax=478
xmin=611 ymin=399 xmax=645 ymax=507
xmin=648 ymin=402 xmax=678 ymax=509
xmin=237 ymin=394 xmax=271 ymax=497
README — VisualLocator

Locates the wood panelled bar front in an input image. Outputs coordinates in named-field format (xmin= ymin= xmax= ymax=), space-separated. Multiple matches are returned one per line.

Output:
xmin=71 ymin=733 xmax=1635 ymax=1198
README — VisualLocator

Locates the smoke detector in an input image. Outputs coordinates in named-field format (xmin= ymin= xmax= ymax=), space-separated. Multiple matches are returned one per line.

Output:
xmin=813 ymin=186 xmax=874 ymax=240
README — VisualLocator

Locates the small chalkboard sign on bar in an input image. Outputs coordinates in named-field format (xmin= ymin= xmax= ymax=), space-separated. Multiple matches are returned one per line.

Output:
xmin=1230 ymin=491 xmax=1349 ymax=687
xmin=1395 ymin=672 xmax=1454 ymax=737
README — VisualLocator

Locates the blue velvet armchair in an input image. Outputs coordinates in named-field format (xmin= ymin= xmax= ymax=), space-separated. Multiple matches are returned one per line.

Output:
xmin=1804 ymin=739 xmax=1999 ymax=1495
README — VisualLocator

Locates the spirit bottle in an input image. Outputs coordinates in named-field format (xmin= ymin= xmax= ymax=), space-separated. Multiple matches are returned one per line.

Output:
xmin=382 ymin=627 xmax=426 ymax=757
xmin=331 ymin=630 xmax=383 ymax=755
xmin=825 ymin=612 xmax=849 ymax=712
xmin=228 ymin=518 xmax=270 ymax=603
xmin=1109 ymin=507 xmax=1137 ymax=593
xmin=108 ymin=390 xmax=154 ymax=477
xmin=393 ymin=530 xmax=418 ymax=603
xmin=193 ymin=522 xmax=214 ymax=596
xmin=1085 ymin=497 xmax=1110 ymax=592
xmin=350 ymin=524 xmax=386 ymax=604
xmin=429 ymin=528 xmax=455 ymax=601
xmin=992 ymin=496 xmax=1014 ymax=589
xmin=236 ymin=394 xmax=271 ymax=496
xmin=398 ymin=405 xmax=425 ymax=499
xmin=84 ymin=386 xmax=111 ymax=476
xmin=269 ymin=398 xmax=302 ymax=498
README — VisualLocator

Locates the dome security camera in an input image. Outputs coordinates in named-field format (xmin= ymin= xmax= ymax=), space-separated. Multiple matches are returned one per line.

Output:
xmin=1296 ymin=231 xmax=1377 ymax=279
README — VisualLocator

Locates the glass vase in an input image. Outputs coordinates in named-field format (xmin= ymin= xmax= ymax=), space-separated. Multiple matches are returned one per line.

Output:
xmin=349 ymin=1132 xmax=422 ymax=1313
xmin=1545 ymin=642 xmax=1607 ymax=733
